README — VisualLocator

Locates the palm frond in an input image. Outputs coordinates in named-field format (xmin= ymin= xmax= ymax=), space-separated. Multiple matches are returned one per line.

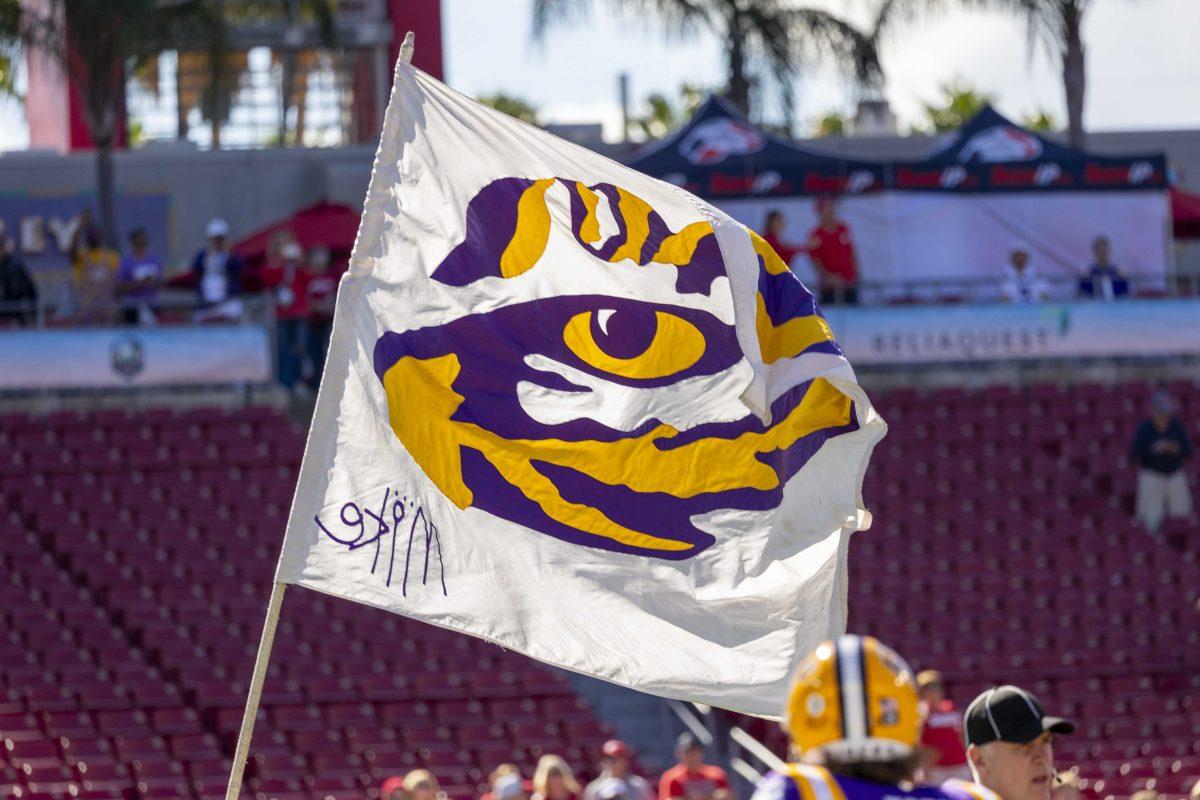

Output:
xmin=779 ymin=7 xmax=884 ymax=90
xmin=532 ymin=0 xmax=711 ymax=42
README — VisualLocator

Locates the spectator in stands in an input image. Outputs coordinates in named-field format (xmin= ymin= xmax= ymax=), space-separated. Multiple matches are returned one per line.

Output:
xmin=382 ymin=776 xmax=412 ymax=800
xmin=963 ymin=685 xmax=1074 ymax=800
xmin=917 ymin=669 xmax=970 ymax=782
xmin=73 ymin=225 xmax=120 ymax=325
xmin=805 ymin=196 xmax=859 ymax=306
xmin=533 ymin=755 xmax=581 ymax=800
xmin=659 ymin=733 xmax=729 ymax=800
xmin=116 ymin=227 xmax=163 ymax=326
xmin=1132 ymin=389 xmax=1194 ymax=534
xmin=261 ymin=240 xmax=311 ymax=392
xmin=761 ymin=210 xmax=802 ymax=268
xmin=1130 ymin=791 xmax=1159 ymax=800
xmin=306 ymin=245 xmax=337 ymax=389
xmin=1051 ymin=770 xmax=1081 ymax=800
xmin=404 ymin=769 xmax=447 ymax=800
xmin=489 ymin=766 xmax=529 ymax=800
xmin=585 ymin=740 xmax=653 ymax=800
xmin=0 ymin=237 xmax=37 ymax=327
xmin=1001 ymin=249 xmax=1049 ymax=304
xmin=191 ymin=218 xmax=244 ymax=316
xmin=1077 ymin=236 xmax=1129 ymax=301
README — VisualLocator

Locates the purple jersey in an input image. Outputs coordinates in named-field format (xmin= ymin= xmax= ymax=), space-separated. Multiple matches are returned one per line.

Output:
xmin=751 ymin=766 xmax=998 ymax=800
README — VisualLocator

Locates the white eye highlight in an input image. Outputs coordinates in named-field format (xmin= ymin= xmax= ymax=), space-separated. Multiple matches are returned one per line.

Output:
xmin=597 ymin=308 xmax=616 ymax=336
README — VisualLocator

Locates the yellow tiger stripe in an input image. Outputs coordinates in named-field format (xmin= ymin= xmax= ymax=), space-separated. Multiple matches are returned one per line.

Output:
xmin=756 ymin=293 xmax=836 ymax=364
xmin=785 ymin=764 xmax=845 ymax=800
xmin=575 ymin=182 xmax=602 ymax=244
xmin=499 ymin=178 xmax=555 ymax=278
xmin=651 ymin=221 xmax=713 ymax=266
xmin=608 ymin=188 xmax=654 ymax=264
xmin=749 ymin=229 xmax=792 ymax=275
xmin=783 ymin=765 xmax=820 ymax=800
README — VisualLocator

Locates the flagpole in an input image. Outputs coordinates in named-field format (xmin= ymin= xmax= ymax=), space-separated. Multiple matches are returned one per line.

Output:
xmin=223 ymin=33 xmax=416 ymax=800
xmin=224 ymin=581 xmax=288 ymax=800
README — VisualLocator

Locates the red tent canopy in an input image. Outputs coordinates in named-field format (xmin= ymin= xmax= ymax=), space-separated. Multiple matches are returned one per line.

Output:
xmin=232 ymin=200 xmax=362 ymax=275
xmin=1172 ymin=187 xmax=1200 ymax=239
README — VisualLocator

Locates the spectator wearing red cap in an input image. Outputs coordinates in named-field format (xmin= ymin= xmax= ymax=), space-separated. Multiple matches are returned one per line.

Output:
xmin=659 ymin=733 xmax=729 ymax=800
xmin=917 ymin=670 xmax=970 ymax=782
xmin=584 ymin=740 xmax=652 ymax=800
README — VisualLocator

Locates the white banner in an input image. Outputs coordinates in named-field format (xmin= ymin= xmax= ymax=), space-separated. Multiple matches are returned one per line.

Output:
xmin=275 ymin=60 xmax=887 ymax=718
xmin=824 ymin=299 xmax=1200 ymax=364
xmin=0 ymin=326 xmax=272 ymax=389
xmin=721 ymin=191 xmax=1170 ymax=300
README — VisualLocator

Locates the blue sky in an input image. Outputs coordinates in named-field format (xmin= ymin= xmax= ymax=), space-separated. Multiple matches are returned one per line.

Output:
xmin=1 ymin=0 xmax=1197 ymax=150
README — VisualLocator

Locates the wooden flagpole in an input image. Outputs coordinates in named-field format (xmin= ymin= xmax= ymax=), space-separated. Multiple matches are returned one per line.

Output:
xmin=222 ymin=33 xmax=416 ymax=800
xmin=224 ymin=581 xmax=287 ymax=800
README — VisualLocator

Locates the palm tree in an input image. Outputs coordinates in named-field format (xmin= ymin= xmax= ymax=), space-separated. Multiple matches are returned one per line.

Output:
xmin=0 ymin=0 xmax=214 ymax=245
xmin=874 ymin=0 xmax=1099 ymax=148
xmin=531 ymin=0 xmax=883 ymax=124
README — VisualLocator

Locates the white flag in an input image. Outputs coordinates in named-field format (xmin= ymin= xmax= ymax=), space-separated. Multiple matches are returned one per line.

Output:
xmin=276 ymin=59 xmax=886 ymax=718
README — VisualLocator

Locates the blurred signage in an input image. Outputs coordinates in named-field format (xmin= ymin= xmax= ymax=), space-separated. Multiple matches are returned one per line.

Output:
xmin=825 ymin=299 xmax=1200 ymax=364
xmin=0 ymin=194 xmax=171 ymax=272
xmin=0 ymin=326 xmax=271 ymax=390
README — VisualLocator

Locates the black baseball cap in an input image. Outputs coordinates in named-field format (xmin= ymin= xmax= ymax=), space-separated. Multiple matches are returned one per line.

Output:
xmin=964 ymin=685 xmax=1074 ymax=746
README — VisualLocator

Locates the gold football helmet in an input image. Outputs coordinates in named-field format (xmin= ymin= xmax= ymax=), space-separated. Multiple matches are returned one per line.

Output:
xmin=786 ymin=635 xmax=921 ymax=761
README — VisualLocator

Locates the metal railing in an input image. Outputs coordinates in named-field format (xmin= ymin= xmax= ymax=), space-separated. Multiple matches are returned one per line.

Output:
xmin=0 ymin=291 xmax=277 ymax=330
xmin=665 ymin=700 xmax=788 ymax=798
xmin=827 ymin=271 xmax=1199 ymax=307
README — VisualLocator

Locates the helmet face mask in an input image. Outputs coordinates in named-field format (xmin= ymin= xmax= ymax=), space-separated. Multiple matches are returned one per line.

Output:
xmin=785 ymin=635 xmax=921 ymax=767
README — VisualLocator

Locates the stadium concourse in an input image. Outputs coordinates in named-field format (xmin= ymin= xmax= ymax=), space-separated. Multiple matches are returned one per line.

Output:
xmin=1 ymin=379 xmax=1198 ymax=800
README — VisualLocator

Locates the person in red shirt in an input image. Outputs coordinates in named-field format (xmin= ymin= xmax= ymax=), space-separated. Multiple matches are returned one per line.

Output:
xmin=260 ymin=241 xmax=312 ymax=391
xmin=305 ymin=246 xmax=338 ymax=390
xmin=761 ymin=210 xmax=802 ymax=268
xmin=917 ymin=669 xmax=970 ymax=782
xmin=804 ymin=196 xmax=859 ymax=306
xmin=659 ymin=733 xmax=730 ymax=800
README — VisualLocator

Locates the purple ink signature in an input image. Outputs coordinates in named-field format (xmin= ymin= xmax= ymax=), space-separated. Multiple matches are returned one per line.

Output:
xmin=314 ymin=488 xmax=447 ymax=597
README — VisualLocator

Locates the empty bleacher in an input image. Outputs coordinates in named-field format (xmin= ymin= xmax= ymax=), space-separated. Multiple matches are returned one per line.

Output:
xmin=1 ymin=378 xmax=1197 ymax=799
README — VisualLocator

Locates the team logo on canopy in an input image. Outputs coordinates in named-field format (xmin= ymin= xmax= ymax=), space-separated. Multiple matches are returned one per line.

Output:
xmin=959 ymin=125 xmax=1043 ymax=163
xmin=679 ymin=119 xmax=766 ymax=165
xmin=372 ymin=177 xmax=856 ymax=560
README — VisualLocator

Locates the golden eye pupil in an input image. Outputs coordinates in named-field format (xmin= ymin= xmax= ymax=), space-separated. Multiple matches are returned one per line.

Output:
xmin=588 ymin=307 xmax=658 ymax=360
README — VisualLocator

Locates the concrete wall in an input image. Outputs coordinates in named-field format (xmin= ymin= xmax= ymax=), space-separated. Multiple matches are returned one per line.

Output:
xmin=0 ymin=142 xmax=377 ymax=265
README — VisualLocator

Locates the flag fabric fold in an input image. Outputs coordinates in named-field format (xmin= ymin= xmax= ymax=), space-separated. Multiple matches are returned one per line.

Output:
xmin=275 ymin=58 xmax=886 ymax=718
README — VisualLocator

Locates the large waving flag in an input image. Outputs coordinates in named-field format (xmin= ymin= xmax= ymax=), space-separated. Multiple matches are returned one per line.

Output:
xmin=275 ymin=56 xmax=886 ymax=718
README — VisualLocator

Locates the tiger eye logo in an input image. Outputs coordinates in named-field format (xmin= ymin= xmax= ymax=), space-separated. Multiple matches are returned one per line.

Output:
xmin=373 ymin=177 xmax=856 ymax=560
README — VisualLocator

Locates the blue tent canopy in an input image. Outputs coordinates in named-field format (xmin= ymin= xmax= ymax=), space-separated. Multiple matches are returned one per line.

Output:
xmin=891 ymin=105 xmax=1168 ymax=193
xmin=627 ymin=96 xmax=886 ymax=199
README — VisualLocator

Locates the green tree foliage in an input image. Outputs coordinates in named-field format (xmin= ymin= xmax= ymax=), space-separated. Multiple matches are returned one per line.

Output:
xmin=478 ymin=93 xmax=540 ymax=125
xmin=913 ymin=81 xmax=996 ymax=133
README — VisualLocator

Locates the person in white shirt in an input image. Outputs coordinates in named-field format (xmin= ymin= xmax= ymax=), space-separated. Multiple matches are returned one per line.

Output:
xmin=190 ymin=218 xmax=245 ymax=318
xmin=1001 ymin=249 xmax=1049 ymax=304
